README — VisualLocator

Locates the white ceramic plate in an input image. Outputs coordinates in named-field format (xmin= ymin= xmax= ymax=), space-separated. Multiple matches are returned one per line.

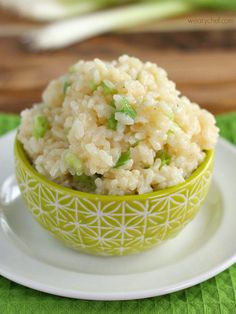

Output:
xmin=0 ymin=131 xmax=236 ymax=301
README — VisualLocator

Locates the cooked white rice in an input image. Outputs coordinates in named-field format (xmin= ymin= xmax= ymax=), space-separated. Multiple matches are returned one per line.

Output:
xmin=17 ymin=55 xmax=219 ymax=195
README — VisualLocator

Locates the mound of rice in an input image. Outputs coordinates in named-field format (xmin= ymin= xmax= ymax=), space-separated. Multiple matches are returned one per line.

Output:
xmin=17 ymin=55 xmax=219 ymax=195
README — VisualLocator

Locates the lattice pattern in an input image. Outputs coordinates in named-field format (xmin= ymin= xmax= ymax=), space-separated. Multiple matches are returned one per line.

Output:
xmin=15 ymin=155 xmax=212 ymax=256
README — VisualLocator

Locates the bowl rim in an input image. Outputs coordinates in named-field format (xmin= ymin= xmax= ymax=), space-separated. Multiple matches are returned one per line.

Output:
xmin=15 ymin=138 xmax=214 ymax=201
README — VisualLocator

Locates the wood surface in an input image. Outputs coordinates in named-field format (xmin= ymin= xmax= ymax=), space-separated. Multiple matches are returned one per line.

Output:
xmin=0 ymin=9 xmax=236 ymax=115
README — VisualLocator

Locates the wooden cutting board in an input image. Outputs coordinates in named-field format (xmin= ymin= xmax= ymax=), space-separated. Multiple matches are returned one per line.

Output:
xmin=0 ymin=9 xmax=236 ymax=115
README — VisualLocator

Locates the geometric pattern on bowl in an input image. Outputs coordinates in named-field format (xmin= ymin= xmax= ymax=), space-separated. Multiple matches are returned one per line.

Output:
xmin=15 ymin=140 xmax=214 ymax=256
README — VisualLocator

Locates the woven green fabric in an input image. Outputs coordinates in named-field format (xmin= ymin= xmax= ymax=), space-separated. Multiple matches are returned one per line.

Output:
xmin=0 ymin=113 xmax=20 ymax=137
xmin=0 ymin=112 xmax=236 ymax=314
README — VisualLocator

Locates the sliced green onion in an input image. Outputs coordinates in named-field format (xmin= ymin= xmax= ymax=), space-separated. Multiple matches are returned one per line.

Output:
xmin=107 ymin=114 xmax=118 ymax=131
xmin=114 ymin=151 xmax=130 ymax=168
xmin=102 ymin=80 xmax=117 ymax=95
xmin=157 ymin=151 xmax=171 ymax=168
xmin=63 ymin=81 xmax=72 ymax=94
xmin=64 ymin=151 xmax=83 ymax=175
xmin=27 ymin=1 xmax=193 ymax=50
xmin=33 ymin=115 xmax=49 ymax=139
xmin=117 ymin=97 xmax=137 ymax=120
xmin=74 ymin=174 xmax=97 ymax=191
xmin=88 ymin=80 xmax=98 ymax=91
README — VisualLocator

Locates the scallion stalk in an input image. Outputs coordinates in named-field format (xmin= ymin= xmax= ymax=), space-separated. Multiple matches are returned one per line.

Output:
xmin=23 ymin=1 xmax=193 ymax=50
xmin=1 ymin=0 xmax=106 ymax=21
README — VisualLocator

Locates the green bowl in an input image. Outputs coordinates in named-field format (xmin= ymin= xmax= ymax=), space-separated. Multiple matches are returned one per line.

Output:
xmin=14 ymin=139 xmax=214 ymax=256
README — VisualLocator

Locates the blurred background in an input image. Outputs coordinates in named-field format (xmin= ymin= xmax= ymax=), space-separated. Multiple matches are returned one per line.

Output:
xmin=0 ymin=0 xmax=235 ymax=115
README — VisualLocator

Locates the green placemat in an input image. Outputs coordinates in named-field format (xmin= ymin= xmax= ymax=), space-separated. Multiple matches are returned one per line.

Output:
xmin=0 ymin=112 xmax=236 ymax=314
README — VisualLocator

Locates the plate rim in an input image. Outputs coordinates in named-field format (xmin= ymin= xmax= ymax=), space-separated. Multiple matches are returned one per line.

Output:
xmin=0 ymin=130 xmax=236 ymax=301
xmin=0 ymin=253 xmax=236 ymax=300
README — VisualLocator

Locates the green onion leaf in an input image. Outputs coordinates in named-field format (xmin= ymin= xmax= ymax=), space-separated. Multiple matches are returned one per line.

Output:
xmin=114 ymin=151 xmax=130 ymax=168
xmin=63 ymin=81 xmax=72 ymax=94
xmin=117 ymin=97 xmax=137 ymax=120
xmin=88 ymin=80 xmax=98 ymax=91
xmin=102 ymin=80 xmax=117 ymax=95
xmin=64 ymin=152 xmax=83 ymax=175
xmin=74 ymin=174 xmax=97 ymax=191
xmin=107 ymin=114 xmax=118 ymax=131
xmin=33 ymin=115 xmax=49 ymax=139
xmin=157 ymin=151 xmax=171 ymax=168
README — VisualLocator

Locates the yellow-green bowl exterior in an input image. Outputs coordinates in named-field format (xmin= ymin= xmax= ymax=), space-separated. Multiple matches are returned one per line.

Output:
xmin=14 ymin=139 xmax=214 ymax=256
